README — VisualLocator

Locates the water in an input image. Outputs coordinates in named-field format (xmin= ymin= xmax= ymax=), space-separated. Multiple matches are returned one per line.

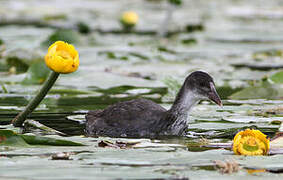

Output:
xmin=0 ymin=0 xmax=283 ymax=179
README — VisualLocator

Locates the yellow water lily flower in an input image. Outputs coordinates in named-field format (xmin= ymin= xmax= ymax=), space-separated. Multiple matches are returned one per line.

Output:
xmin=45 ymin=41 xmax=79 ymax=74
xmin=246 ymin=169 xmax=266 ymax=174
xmin=233 ymin=129 xmax=270 ymax=156
xmin=120 ymin=11 xmax=138 ymax=27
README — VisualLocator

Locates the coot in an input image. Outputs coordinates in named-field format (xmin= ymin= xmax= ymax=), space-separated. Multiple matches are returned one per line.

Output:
xmin=86 ymin=71 xmax=222 ymax=138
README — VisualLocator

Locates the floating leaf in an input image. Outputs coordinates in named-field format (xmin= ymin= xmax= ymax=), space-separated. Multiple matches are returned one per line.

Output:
xmin=270 ymin=71 xmax=283 ymax=84
xmin=168 ymin=0 xmax=182 ymax=6
xmin=49 ymin=88 xmax=92 ymax=95
xmin=181 ymin=38 xmax=197 ymax=45
xmin=22 ymin=60 xmax=50 ymax=84
xmin=0 ymin=129 xmax=84 ymax=146
xmin=77 ymin=22 xmax=90 ymax=34
xmin=5 ymin=49 xmax=42 ymax=72
xmin=158 ymin=46 xmax=177 ymax=54
xmin=21 ymin=135 xmax=84 ymax=146
xmin=229 ymin=81 xmax=283 ymax=99
xmin=42 ymin=29 xmax=80 ymax=47
xmin=0 ymin=129 xmax=29 ymax=147
xmin=253 ymin=49 xmax=283 ymax=60
xmin=42 ymin=14 xmax=67 ymax=21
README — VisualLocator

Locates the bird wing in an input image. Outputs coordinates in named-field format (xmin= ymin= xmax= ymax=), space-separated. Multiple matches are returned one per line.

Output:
xmin=85 ymin=98 xmax=166 ymax=135
xmin=101 ymin=98 xmax=166 ymax=129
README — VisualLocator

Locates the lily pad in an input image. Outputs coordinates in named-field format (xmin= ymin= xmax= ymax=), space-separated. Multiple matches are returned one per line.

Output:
xmin=0 ymin=129 xmax=29 ymax=147
xmin=169 ymin=0 xmax=182 ymax=6
xmin=21 ymin=134 xmax=84 ymax=146
xmin=229 ymin=81 xmax=283 ymax=99
xmin=42 ymin=29 xmax=80 ymax=47
xmin=42 ymin=14 xmax=67 ymax=21
xmin=5 ymin=49 xmax=43 ymax=72
xmin=76 ymin=22 xmax=91 ymax=34
xmin=0 ymin=129 xmax=84 ymax=146
xmin=270 ymin=71 xmax=283 ymax=84
xmin=22 ymin=60 xmax=50 ymax=84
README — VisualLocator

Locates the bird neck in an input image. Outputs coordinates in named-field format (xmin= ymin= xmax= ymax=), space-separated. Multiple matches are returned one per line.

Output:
xmin=169 ymin=86 xmax=200 ymax=115
xmin=162 ymin=85 xmax=200 ymax=135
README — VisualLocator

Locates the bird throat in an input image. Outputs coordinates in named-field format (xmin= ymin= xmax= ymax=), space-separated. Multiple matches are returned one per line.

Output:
xmin=163 ymin=88 xmax=200 ymax=135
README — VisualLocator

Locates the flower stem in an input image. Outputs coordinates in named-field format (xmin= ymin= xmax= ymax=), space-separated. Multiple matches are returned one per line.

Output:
xmin=158 ymin=2 xmax=175 ymax=37
xmin=12 ymin=71 xmax=60 ymax=127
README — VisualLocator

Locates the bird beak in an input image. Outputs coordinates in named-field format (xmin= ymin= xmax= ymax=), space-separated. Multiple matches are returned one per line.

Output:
xmin=208 ymin=82 xmax=222 ymax=107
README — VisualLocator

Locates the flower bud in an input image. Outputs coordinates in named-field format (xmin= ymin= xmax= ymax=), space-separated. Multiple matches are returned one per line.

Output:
xmin=120 ymin=11 xmax=138 ymax=28
xmin=45 ymin=41 xmax=79 ymax=74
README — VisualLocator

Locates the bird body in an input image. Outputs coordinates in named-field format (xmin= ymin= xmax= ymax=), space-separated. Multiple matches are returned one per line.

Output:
xmin=85 ymin=71 xmax=222 ymax=138
xmin=86 ymin=98 xmax=166 ymax=137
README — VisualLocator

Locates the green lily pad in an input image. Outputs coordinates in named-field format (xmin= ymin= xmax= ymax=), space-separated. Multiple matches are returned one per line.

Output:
xmin=270 ymin=71 xmax=283 ymax=84
xmin=42 ymin=14 xmax=67 ymax=21
xmin=42 ymin=29 xmax=80 ymax=47
xmin=21 ymin=134 xmax=84 ymax=146
xmin=0 ymin=129 xmax=84 ymax=146
xmin=22 ymin=60 xmax=50 ymax=84
xmin=168 ymin=0 xmax=182 ymax=6
xmin=77 ymin=22 xmax=91 ymax=34
xmin=5 ymin=49 xmax=43 ymax=72
xmin=0 ymin=129 xmax=29 ymax=147
xmin=253 ymin=49 xmax=283 ymax=60
xmin=229 ymin=81 xmax=283 ymax=99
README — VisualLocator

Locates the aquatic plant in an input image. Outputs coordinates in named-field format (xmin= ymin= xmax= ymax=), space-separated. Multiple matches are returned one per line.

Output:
xmin=120 ymin=11 xmax=139 ymax=31
xmin=45 ymin=41 xmax=79 ymax=74
xmin=12 ymin=41 xmax=79 ymax=127
xmin=233 ymin=129 xmax=270 ymax=155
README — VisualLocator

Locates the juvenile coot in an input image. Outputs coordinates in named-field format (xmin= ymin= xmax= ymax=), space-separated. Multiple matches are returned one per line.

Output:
xmin=86 ymin=71 xmax=222 ymax=138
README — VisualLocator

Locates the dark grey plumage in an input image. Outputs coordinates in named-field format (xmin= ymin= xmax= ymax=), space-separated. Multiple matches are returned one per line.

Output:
xmin=85 ymin=71 xmax=222 ymax=138
xmin=86 ymin=98 xmax=166 ymax=137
